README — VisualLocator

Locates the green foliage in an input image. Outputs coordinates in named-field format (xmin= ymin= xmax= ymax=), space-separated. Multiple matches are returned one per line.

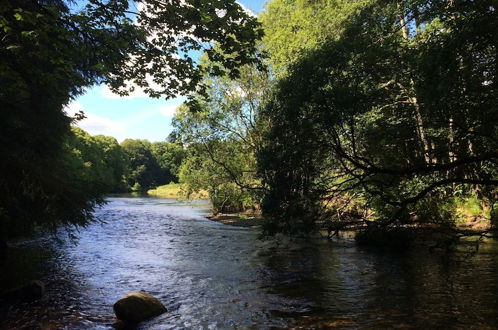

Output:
xmin=172 ymin=63 xmax=270 ymax=213
xmin=68 ymin=127 xmax=128 ymax=193
xmin=112 ymin=0 xmax=264 ymax=99
xmin=178 ymin=141 xmax=259 ymax=212
xmin=445 ymin=195 xmax=489 ymax=225
xmin=0 ymin=128 xmax=107 ymax=239
xmin=147 ymin=183 xmax=208 ymax=199
xmin=457 ymin=197 xmax=483 ymax=218
xmin=260 ymin=0 xmax=368 ymax=74
xmin=0 ymin=0 xmax=106 ymax=240
xmin=491 ymin=204 xmax=498 ymax=228
xmin=150 ymin=142 xmax=185 ymax=183
xmin=120 ymin=139 xmax=185 ymax=191
xmin=0 ymin=0 xmax=261 ymax=241
xmin=121 ymin=139 xmax=160 ymax=191
xmin=257 ymin=0 xmax=498 ymax=235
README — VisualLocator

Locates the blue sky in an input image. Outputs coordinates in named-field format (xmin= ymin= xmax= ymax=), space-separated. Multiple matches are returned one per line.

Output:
xmin=68 ymin=0 xmax=266 ymax=142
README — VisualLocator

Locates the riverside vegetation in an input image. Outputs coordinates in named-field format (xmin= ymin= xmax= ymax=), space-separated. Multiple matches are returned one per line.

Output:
xmin=0 ymin=0 xmax=261 ymax=243
xmin=2 ymin=0 xmax=498 ymax=328
xmin=172 ymin=0 xmax=498 ymax=246
xmin=1 ymin=0 xmax=498 ymax=247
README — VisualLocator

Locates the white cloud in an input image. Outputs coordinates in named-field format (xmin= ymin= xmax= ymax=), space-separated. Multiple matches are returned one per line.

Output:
xmin=237 ymin=1 xmax=256 ymax=17
xmin=79 ymin=114 xmax=125 ymax=133
xmin=216 ymin=3 xmax=254 ymax=20
xmin=64 ymin=100 xmax=84 ymax=116
xmin=64 ymin=101 xmax=125 ymax=135
xmin=101 ymin=73 xmax=176 ymax=99
xmin=159 ymin=104 xmax=179 ymax=117
xmin=63 ymin=99 xmax=184 ymax=142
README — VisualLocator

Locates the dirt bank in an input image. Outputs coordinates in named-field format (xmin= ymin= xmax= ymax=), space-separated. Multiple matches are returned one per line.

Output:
xmin=206 ymin=211 xmax=264 ymax=228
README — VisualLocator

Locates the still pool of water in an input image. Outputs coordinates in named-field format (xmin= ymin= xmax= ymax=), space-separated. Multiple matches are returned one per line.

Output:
xmin=1 ymin=197 xmax=498 ymax=329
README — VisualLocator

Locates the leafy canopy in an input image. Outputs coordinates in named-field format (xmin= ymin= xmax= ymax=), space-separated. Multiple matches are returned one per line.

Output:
xmin=0 ymin=0 xmax=262 ymax=240
xmin=258 ymin=0 xmax=498 ymax=234
xmin=172 ymin=63 xmax=270 ymax=212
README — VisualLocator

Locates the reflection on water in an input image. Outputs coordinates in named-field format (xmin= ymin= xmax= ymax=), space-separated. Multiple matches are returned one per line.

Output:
xmin=1 ymin=197 xmax=498 ymax=329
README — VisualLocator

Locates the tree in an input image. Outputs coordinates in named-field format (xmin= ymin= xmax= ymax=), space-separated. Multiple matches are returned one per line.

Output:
xmin=172 ymin=64 xmax=270 ymax=212
xmin=0 ymin=0 xmax=262 ymax=242
xmin=258 ymin=0 xmax=498 ymax=236
xmin=150 ymin=142 xmax=185 ymax=184
xmin=68 ymin=128 xmax=128 ymax=193
xmin=259 ymin=0 xmax=367 ymax=75
xmin=121 ymin=139 xmax=161 ymax=191
xmin=93 ymin=135 xmax=129 ymax=192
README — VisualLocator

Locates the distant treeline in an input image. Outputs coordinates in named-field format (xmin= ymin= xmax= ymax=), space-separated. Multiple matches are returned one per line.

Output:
xmin=67 ymin=127 xmax=185 ymax=194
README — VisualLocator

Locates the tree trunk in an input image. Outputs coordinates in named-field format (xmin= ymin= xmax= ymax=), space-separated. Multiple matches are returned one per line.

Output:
xmin=410 ymin=94 xmax=432 ymax=164
xmin=398 ymin=1 xmax=432 ymax=164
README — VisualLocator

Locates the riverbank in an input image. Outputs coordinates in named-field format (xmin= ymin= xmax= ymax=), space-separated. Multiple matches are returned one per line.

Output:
xmin=147 ymin=185 xmax=263 ymax=227
xmin=206 ymin=211 xmax=264 ymax=228
xmin=147 ymin=183 xmax=208 ymax=199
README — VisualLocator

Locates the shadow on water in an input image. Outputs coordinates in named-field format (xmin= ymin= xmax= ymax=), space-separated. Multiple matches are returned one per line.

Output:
xmin=260 ymin=239 xmax=498 ymax=329
xmin=1 ymin=197 xmax=498 ymax=329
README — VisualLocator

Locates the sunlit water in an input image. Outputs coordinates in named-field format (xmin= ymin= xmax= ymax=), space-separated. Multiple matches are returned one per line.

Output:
xmin=1 ymin=197 xmax=498 ymax=329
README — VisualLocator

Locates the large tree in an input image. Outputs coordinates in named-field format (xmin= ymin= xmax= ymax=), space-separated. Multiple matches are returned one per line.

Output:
xmin=258 ymin=0 xmax=498 ymax=235
xmin=172 ymin=63 xmax=270 ymax=212
xmin=150 ymin=141 xmax=185 ymax=184
xmin=0 ymin=0 xmax=262 ymax=242
xmin=68 ymin=128 xmax=128 ymax=193
xmin=121 ymin=139 xmax=162 ymax=191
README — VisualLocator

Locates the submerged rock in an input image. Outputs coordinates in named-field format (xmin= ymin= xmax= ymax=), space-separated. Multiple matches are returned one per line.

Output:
xmin=113 ymin=291 xmax=167 ymax=324
xmin=0 ymin=280 xmax=45 ymax=300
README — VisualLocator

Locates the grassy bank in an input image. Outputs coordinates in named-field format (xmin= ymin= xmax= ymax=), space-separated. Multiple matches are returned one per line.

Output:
xmin=147 ymin=183 xmax=208 ymax=199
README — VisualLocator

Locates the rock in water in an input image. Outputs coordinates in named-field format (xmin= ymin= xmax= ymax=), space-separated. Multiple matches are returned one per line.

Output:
xmin=113 ymin=291 xmax=167 ymax=324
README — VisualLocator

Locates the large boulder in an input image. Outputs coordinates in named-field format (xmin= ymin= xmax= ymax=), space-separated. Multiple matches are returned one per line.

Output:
xmin=113 ymin=291 xmax=167 ymax=324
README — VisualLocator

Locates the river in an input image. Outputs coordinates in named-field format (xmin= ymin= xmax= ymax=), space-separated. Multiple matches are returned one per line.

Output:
xmin=1 ymin=197 xmax=498 ymax=329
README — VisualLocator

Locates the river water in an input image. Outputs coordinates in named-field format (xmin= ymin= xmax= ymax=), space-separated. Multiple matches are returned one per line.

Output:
xmin=1 ymin=197 xmax=498 ymax=329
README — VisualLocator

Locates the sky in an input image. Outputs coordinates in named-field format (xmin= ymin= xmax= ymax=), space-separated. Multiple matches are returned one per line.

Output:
xmin=68 ymin=0 xmax=266 ymax=142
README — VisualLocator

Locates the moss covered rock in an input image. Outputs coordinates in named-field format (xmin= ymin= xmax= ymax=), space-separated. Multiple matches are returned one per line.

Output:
xmin=113 ymin=291 xmax=167 ymax=324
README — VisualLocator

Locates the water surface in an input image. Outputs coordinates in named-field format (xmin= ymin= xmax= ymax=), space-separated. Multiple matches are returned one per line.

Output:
xmin=1 ymin=197 xmax=498 ymax=329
